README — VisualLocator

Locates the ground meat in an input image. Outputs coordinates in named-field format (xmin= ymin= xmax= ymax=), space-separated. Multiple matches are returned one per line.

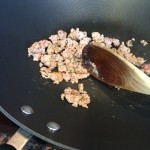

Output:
xmin=28 ymin=29 xmax=90 ymax=85
xmin=48 ymin=72 xmax=63 ymax=84
xmin=28 ymin=40 xmax=50 ymax=61
xmin=49 ymin=35 xmax=59 ymax=44
xmin=28 ymin=28 xmax=145 ymax=77
xmin=57 ymin=30 xmax=67 ymax=39
xmin=92 ymin=32 xmax=104 ymax=42
xmin=61 ymin=84 xmax=90 ymax=108
xmin=40 ymin=67 xmax=51 ymax=79
xmin=104 ymin=37 xmax=113 ymax=48
xmin=140 ymin=40 xmax=148 ymax=46
xmin=126 ymin=39 xmax=134 ymax=47
xmin=68 ymin=28 xmax=87 ymax=40
xmin=28 ymin=28 xmax=149 ymax=108
xmin=112 ymin=38 xmax=120 ymax=46
xmin=116 ymin=42 xmax=145 ymax=66
xmin=141 ymin=63 xmax=150 ymax=75
xmin=91 ymin=34 xmax=145 ymax=66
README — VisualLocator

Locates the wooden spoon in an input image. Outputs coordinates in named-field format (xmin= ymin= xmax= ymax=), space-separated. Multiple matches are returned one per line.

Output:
xmin=82 ymin=44 xmax=150 ymax=95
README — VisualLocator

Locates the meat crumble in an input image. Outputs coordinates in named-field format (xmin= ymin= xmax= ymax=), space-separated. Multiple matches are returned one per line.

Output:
xmin=140 ymin=40 xmax=148 ymax=46
xmin=28 ymin=28 xmax=149 ymax=108
xmin=141 ymin=63 xmax=150 ymax=75
xmin=126 ymin=38 xmax=135 ymax=47
xmin=61 ymin=84 xmax=90 ymax=108
xmin=29 ymin=29 xmax=90 ymax=84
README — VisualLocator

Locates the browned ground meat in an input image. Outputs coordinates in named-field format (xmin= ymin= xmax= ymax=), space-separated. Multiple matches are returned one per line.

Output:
xmin=28 ymin=28 xmax=149 ymax=108
xmin=141 ymin=63 xmax=150 ymax=75
xmin=61 ymin=84 xmax=90 ymax=108
xmin=140 ymin=40 xmax=148 ymax=46
xmin=28 ymin=28 xmax=90 ymax=84
xmin=115 ymin=42 xmax=145 ymax=66
xmin=28 ymin=40 xmax=50 ymax=61
xmin=126 ymin=38 xmax=135 ymax=47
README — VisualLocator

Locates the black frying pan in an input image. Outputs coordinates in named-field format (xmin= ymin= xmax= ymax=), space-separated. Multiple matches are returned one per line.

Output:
xmin=0 ymin=0 xmax=150 ymax=150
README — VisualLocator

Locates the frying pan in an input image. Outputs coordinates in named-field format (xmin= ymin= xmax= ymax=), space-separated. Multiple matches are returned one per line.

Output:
xmin=0 ymin=0 xmax=150 ymax=149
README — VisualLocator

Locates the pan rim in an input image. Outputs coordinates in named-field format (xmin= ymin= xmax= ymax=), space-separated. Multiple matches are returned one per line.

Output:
xmin=0 ymin=106 xmax=78 ymax=150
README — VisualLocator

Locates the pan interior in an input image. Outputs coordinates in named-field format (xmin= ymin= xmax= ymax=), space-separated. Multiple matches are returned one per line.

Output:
xmin=0 ymin=0 xmax=150 ymax=150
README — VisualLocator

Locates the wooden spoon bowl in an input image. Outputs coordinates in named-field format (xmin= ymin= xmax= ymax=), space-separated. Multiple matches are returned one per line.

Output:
xmin=82 ymin=44 xmax=150 ymax=95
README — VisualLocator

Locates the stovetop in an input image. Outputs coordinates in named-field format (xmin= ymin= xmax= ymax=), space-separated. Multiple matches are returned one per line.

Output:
xmin=0 ymin=112 xmax=61 ymax=150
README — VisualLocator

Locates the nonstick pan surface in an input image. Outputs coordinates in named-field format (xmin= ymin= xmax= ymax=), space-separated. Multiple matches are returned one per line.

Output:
xmin=1 ymin=0 xmax=150 ymax=150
